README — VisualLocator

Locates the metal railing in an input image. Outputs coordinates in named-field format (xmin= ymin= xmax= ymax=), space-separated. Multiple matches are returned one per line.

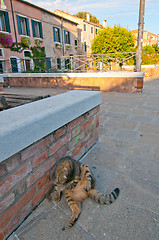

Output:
xmin=0 ymin=52 xmax=136 ymax=74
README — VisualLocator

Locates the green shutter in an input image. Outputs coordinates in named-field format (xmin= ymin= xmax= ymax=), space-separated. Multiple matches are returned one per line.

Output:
xmin=4 ymin=12 xmax=11 ymax=33
xmin=39 ymin=22 xmax=43 ymax=39
xmin=16 ymin=15 xmax=21 ymax=35
xmin=26 ymin=18 xmax=30 ymax=36
xmin=53 ymin=26 xmax=56 ymax=42
xmin=64 ymin=30 xmax=66 ymax=44
xmin=68 ymin=32 xmax=71 ymax=44
xmin=31 ymin=20 xmax=35 ymax=37
xmin=58 ymin=28 xmax=61 ymax=43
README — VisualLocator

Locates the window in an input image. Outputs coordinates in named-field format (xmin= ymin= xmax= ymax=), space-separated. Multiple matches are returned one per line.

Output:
xmin=64 ymin=30 xmax=71 ymax=44
xmin=17 ymin=15 xmax=30 ymax=36
xmin=57 ymin=58 xmax=61 ymax=70
xmin=84 ymin=24 xmax=86 ymax=31
xmin=75 ymin=40 xmax=77 ymax=46
xmin=65 ymin=58 xmax=70 ymax=70
xmin=23 ymin=50 xmax=32 ymax=71
xmin=10 ymin=57 xmax=19 ymax=73
xmin=0 ymin=11 xmax=10 ymax=32
xmin=0 ymin=60 xmax=5 ymax=73
xmin=0 ymin=48 xmax=3 ymax=57
xmin=31 ymin=20 xmax=43 ymax=38
xmin=53 ymin=27 xmax=61 ymax=43
xmin=95 ymin=28 xmax=98 ymax=35
xmin=91 ymin=27 xmax=93 ymax=34
xmin=84 ymin=42 xmax=87 ymax=52
xmin=46 ymin=58 xmax=51 ymax=70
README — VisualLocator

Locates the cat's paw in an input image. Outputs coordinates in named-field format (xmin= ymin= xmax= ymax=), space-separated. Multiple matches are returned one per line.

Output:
xmin=83 ymin=184 xmax=91 ymax=191
xmin=67 ymin=180 xmax=78 ymax=190
xmin=54 ymin=195 xmax=60 ymax=203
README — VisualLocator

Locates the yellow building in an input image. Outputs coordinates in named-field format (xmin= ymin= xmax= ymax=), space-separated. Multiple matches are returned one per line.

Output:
xmin=132 ymin=30 xmax=158 ymax=47
xmin=54 ymin=10 xmax=106 ymax=55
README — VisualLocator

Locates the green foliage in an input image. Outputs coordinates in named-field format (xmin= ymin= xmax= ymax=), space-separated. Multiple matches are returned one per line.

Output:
xmin=143 ymin=45 xmax=155 ymax=54
xmin=30 ymin=46 xmax=46 ymax=72
xmin=75 ymin=12 xmax=99 ymax=24
xmin=91 ymin=25 xmax=135 ymax=54
xmin=142 ymin=53 xmax=159 ymax=65
xmin=152 ymin=44 xmax=159 ymax=53
xmin=20 ymin=37 xmax=31 ymax=48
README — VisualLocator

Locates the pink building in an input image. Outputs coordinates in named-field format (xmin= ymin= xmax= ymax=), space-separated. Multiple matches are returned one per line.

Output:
xmin=0 ymin=0 xmax=79 ymax=73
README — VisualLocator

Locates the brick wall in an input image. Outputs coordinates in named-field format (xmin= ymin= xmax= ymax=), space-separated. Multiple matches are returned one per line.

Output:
xmin=0 ymin=105 xmax=99 ymax=239
xmin=4 ymin=72 xmax=145 ymax=93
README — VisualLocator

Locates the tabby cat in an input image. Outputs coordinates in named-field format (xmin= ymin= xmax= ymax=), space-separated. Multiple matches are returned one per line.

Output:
xmin=52 ymin=156 xmax=120 ymax=228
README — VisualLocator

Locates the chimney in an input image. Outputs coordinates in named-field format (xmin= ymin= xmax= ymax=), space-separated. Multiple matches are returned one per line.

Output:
xmin=87 ymin=13 xmax=90 ymax=22
xmin=103 ymin=20 xmax=107 ymax=28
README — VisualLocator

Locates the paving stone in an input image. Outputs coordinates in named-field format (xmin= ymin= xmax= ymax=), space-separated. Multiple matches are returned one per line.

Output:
xmin=90 ymin=201 xmax=159 ymax=240
xmin=7 ymin=79 xmax=159 ymax=240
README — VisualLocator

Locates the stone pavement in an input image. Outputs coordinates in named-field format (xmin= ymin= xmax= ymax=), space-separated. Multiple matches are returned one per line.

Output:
xmin=7 ymin=80 xmax=159 ymax=240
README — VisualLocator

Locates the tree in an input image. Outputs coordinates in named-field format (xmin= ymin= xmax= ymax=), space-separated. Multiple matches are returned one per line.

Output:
xmin=75 ymin=12 xmax=99 ymax=24
xmin=91 ymin=25 xmax=135 ymax=54
xmin=143 ymin=45 xmax=155 ymax=54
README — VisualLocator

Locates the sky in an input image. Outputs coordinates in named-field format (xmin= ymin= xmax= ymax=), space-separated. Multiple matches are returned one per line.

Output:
xmin=27 ymin=0 xmax=159 ymax=35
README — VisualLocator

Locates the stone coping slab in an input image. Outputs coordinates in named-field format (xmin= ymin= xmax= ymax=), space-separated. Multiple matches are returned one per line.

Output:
xmin=0 ymin=90 xmax=102 ymax=163
xmin=5 ymin=71 xmax=145 ymax=78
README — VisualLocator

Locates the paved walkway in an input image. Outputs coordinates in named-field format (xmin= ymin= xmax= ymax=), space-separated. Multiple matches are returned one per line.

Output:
xmin=8 ymin=80 xmax=159 ymax=240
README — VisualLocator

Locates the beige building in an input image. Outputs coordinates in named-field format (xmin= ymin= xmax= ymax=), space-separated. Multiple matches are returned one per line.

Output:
xmin=132 ymin=30 xmax=158 ymax=47
xmin=54 ymin=10 xmax=107 ymax=55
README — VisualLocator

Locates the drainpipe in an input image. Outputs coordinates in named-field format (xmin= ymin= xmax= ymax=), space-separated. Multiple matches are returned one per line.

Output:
xmin=10 ymin=0 xmax=18 ymax=48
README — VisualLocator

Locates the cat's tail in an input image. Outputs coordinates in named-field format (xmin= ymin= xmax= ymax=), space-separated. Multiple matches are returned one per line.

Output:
xmin=88 ymin=188 xmax=120 ymax=205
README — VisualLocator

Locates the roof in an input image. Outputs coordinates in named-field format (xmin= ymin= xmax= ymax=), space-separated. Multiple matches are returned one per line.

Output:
xmin=18 ymin=0 xmax=78 ymax=25
xmin=54 ymin=9 xmax=102 ymax=28
xmin=132 ymin=29 xmax=158 ymax=37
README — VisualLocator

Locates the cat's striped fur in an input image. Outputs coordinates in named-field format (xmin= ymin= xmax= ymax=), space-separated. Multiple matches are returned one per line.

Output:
xmin=53 ymin=157 xmax=120 ymax=227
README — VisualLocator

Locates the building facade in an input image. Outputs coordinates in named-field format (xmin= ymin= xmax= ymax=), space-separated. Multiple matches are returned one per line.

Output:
xmin=132 ymin=30 xmax=158 ymax=47
xmin=54 ymin=10 xmax=106 ymax=55
xmin=0 ymin=0 xmax=79 ymax=73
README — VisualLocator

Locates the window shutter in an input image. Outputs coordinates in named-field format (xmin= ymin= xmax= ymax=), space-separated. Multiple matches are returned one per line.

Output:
xmin=64 ymin=30 xmax=66 ymax=44
xmin=53 ymin=26 xmax=56 ymax=42
xmin=26 ymin=18 xmax=30 ymax=36
xmin=68 ymin=32 xmax=71 ymax=44
xmin=31 ymin=20 xmax=35 ymax=37
xmin=16 ymin=15 xmax=21 ymax=35
xmin=4 ymin=12 xmax=11 ymax=33
xmin=58 ymin=28 xmax=61 ymax=43
xmin=46 ymin=58 xmax=51 ymax=69
xmin=39 ymin=22 xmax=43 ymax=39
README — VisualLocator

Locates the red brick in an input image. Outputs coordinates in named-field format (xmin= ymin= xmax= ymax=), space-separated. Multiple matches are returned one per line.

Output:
xmin=56 ymin=146 xmax=67 ymax=160
xmin=21 ymin=135 xmax=53 ymax=162
xmin=80 ymin=117 xmax=94 ymax=132
xmin=0 ymin=215 xmax=20 ymax=240
xmin=73 ymin=142 xmax=82 ymax=156
xmin=49 ymin=133 xmax=71 ymax=156
xmin=87 ymin=135 xmax=98 ymax=149
xmin=0 ymin=193 xmax=15 ymax=214
xmin=32 ymin=182 xmax=53 ymax=208
xmin=36 ymin=172 xmax=50 ymax=190
xmin=0 ymin=164 xmax=6 ymax=177
xmin=0 ymin=186 xmax=36 ymax=229
xmin=89 ymin=106 xmax=100 ymax=117
xmin=26 ymin=156 xmax=55 ymax=188
xmin=32 ymin=150 xmax=48 ymax=168
xmin=0 ymin=162 xmax=32 ymax=198
xmin=67 ymin=116 xmax=83 ymax=131
xmin=6 ymin=155 xmax=19 ymax=172
xmin=71 ymin=125 xmax=80 ymax=138
xmin=54 ymin=126 xmax=66 ymax=140
xmin=20 ymin=202 xmax=32 ymax=219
